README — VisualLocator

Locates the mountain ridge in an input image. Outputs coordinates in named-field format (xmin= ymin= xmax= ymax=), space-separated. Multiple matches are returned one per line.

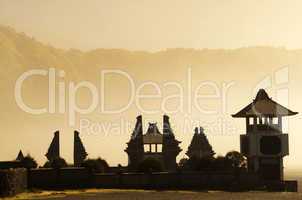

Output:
xmin=1 ymin=24 xmax=302 ymax=167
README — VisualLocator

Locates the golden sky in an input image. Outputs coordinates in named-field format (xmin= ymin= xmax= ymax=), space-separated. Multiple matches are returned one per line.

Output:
xmin=0 ymin=0 xmax=302 ymax=51
xmin=0 ymin=0 xmax=302 ymax=170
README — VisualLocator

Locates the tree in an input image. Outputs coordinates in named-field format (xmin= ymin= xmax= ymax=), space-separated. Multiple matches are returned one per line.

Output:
xmin=96 ymin=158 xmax=109 ymax=172
xmin=51 ymin=157 xmax=68 ymax=169
xmin=178 ymin=152 xmax=247 ymax=172
xmin=43 ymin=157 xmax=67 ymax=169
xmin=81 ymin=158 xmax=109 ymax=173
xmin=21 ymin=154 xmax=38 ymax=169
xmin=225 ymin=151 xmax=247 ymax=170
xmin=183 ymin=156 xmax=213 ymax=171
xmin=137 ymin=158 xmax=163 ymax=173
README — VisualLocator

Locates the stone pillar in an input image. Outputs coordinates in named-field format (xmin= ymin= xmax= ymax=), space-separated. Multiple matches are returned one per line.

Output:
xmin=278 ymin=116 xmax=283 ymax=132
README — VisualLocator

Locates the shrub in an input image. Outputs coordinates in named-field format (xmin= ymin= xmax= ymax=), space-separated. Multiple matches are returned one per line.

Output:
xmin=81 ymin=158 xmax=109 ymax=173
xmin=21 ymin=155 xmax=38 ymax=169
xmin=43 ymin=157 xmax=67 ymax=169
xmin=182 ymin=156 xmax=213 ymax=171
xmin=178 ymin=152 xmax=247 ymax=172
xmin=225 ymin=151 xmax=247 ymax=170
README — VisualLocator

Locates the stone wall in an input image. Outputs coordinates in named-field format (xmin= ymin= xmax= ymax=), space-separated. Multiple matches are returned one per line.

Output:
xmin=28 ymin=168 xmax=263 ymax=191
xmin=0 ymin=168 xmax=27 ymax=197
xmin=93 ymin=171 xmax=261 ymax=190
xmin=29 ymin=168 xmax=91 ymax=189
xmin=0 ymin=167 xmax=293 ymax=193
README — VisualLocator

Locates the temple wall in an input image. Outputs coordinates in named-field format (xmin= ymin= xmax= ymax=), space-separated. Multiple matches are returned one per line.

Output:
xmin=0 ymin=169 xmax=27 ymax=197
xmin=27 ymin=168 xmax=264 ymax=191
xmin=0 ymin=168 xmax=297 ymax=195
xmin=29 ymin=168 xmax=91 ymax=189
xmin=27 ymin=168 xmax=297 ymax=192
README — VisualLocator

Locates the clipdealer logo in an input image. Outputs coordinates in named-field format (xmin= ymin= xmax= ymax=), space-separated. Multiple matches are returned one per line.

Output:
xmin=14 ymin=67 xmax=235 ymax=127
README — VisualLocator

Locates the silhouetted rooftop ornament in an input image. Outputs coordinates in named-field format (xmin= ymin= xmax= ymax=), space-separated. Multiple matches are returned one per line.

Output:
xmin=143 ymin=123 xmax=163 ymax=144
xmin=45 ymin=131 xmax=60 ymax=161
xmin=74 ymin=130 xmax=88 ymax=167
xmin=130 ymin=115 xmax=143 ymax=140
xmin=16 ymin=150 xmax=24 ymax=161
xmin=146 ymin=123 xmax=161 ymax=135
xmin=125 ymin=115 xmax=182 ymax=171
xmin=232 ymin=89 xmax=298 ymax=118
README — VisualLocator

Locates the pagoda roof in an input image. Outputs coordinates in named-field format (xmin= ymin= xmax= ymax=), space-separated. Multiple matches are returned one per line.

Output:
xmin=186 ymin=127 xmax=215 ymax=158
xmin=232 ymin=89 xmax=298 ymax=118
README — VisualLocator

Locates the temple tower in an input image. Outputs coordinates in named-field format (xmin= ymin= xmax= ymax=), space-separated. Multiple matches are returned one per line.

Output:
xmin=142 ymin=122 xmax=164 ymax=166
xmin=125 ymin=115 xmax=182 ymax=171
xmin=162 ymin=115 xmax=182 ymax=171
xmin=232 ymin=89 xmax=298 ymax=181
xmin=186 ymin=127 xmax=215 ymax=159
xmin=74 ymin=130 xmax=88 ymax=167
xmin=45 ymin=131 xmax=60 ymax=161
xmin=125 ymin=115 xmax=144 ymax=170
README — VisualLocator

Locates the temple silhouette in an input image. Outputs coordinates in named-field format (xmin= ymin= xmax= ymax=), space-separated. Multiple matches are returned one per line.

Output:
xmin=186 ymin=127 xmax=215 ymax=160
xmin=0 ymin=89 xmax=299 ymax=193
xmin=45 ymin=131 xmax=60 ymax=162
xmin=44 ymin=130 xmax=88 ymax=166
xmin=125 ymin=115 xmax=182 ymax=171
xmin=74 ymin=131 xmax=88 ymax=167
xmin=232 ymin=89 xmax=298 ymax=181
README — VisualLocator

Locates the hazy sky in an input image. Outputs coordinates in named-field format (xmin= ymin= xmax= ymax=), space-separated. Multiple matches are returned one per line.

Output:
xmin=1 ymin=0 xmax=302 ymax=170
xmin=0 ymin=0 xmax=302 ymax=51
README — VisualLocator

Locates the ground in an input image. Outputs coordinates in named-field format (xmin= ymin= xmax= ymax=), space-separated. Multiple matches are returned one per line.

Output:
xmin=3 ymin=189 xmax=302 ymax=200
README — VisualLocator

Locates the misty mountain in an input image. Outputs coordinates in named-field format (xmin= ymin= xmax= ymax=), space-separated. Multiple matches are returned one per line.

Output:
xmin=2 ymin=25 xmax=302 ymax=79
xmin=1 ymin=25 xmax=301 ymax=167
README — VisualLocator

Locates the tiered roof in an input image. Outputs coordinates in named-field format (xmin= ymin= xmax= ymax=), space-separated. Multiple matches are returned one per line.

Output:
xmin=232 ymin=89 xmax=298 ymax=118
xmin=186 ymin=127 xmax=215 ymax=159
